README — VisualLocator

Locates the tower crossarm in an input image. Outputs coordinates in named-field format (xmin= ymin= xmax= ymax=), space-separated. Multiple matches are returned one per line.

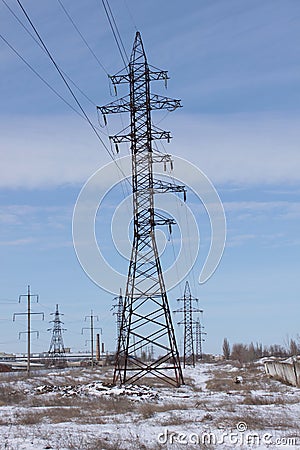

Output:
xmin=99 ymin=95 xmax=180 ymax=115
xmin=152 ymin=211 xmax=176 ymax=228
xmin=151 ymin=152 xmax=173 ymax=165
xmin=150 ymin=94 xmax=181 ymax=111
xmin=152 ymin=179 xmax=186 ymax=197
xmin=110 ymin=129 xmax=171 ymax=144
xmin=109 ymin=69 xmax=169 ymax=85
xmin=99 ymin=96 xmax=131 ymax=115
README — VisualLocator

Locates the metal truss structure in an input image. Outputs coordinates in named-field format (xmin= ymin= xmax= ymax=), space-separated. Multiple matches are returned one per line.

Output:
xmin=112 ymin=289 xmax=124 ymax=344
xmin=175 ymin=281 xmax=203 ymax=368
xmin=99 ymin=32 xmax=185 ymax=387
xmin=195 ymin=317 xmax=206 ymax=360
xmin=47 ymin=304 xmax=66 ymax=367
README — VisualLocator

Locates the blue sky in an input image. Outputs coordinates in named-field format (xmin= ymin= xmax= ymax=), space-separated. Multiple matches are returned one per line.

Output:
xmin=0 ymin=0 xmax=299 ymax=355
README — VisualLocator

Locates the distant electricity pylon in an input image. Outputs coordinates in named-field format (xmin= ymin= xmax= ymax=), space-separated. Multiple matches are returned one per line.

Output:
xmin=112 ymin=288 xmax=123 ymax=343
xmin=82 ymin=310 xmax=102 ymax=368
xmin=99 ymin=31 xmax=185 ymax=387
xmin=174 ymin=282 xmax=203 ymax=368
xmin=195 ymin=316 xmax=206 ymax=360
xmin=47 ymin=304 xmax=66 ymax=367
xmin=13 ymin=285 xmax=44 ymax=374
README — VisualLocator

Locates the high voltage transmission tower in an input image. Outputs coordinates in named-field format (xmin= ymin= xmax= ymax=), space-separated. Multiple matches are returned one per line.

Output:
xmin=112 ymin=288 xmax=123 ymax=343
xmin=47 ymin=304 xmax=66 ymax=367
xmin=195 ymin=317 xmax=206 ymax=360
xmin=99 ymin=32 xmax=185 ymax=387
xmin=174 ymin=281 xmax=203 ymax=368
xmin=13 ymin=285 xmax=44 ymax=374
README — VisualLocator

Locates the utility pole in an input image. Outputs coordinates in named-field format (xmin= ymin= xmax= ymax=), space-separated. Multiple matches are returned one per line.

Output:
xmin=47 ymin=304 xmax=66 ymax=367
xmin=13 ymin=285 xmax=44 ymax=375
xmin=174 ymin=282 xmax=203 ymax=368
xmin=96 ymin=333 xmax=100 ymax=361
xmin=82 ymin=310 xmax=102 ymax=368
xmin=195 ymin=316 xmax=206 ymax=360
xmin=99 ymin=31 xmax=185 ymax=387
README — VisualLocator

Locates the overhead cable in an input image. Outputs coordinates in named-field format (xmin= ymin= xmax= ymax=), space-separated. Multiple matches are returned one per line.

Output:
xmin=101 ymin=0 xmax=129 ymax=67
xmin=1 ymin=0 xmax=96 ymax=107
xmin=0 ymin=32 xmax=90 ymax=119
xmin=57 ymin=0 xmax=109 ymax=75
xmin=14 ymin=0 xmax=130 ymax=179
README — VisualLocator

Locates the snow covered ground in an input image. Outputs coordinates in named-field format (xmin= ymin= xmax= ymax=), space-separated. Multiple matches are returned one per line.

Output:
xmin=0 ymin=360 xmax=299 ymax=449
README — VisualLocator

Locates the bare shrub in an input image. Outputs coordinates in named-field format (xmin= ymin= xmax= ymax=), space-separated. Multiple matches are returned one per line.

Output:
xmin=0 ymin=384 xmax=26 ymax=405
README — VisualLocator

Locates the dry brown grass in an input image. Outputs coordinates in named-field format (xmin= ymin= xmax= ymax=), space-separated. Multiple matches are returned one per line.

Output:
xmin=0 ymin=381 xmax=29 ymax=405
xmin=243 ymin=394 xmax=279 ymax=405
xmin=139 ymin=401 xmax=189 ymax=419
xmin=205 ymin=362 xmax=269 ymax=394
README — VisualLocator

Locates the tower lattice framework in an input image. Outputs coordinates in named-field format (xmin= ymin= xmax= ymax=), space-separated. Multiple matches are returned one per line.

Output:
xmin=99 ymin=32 xmax=185 ymax=386
xmin=195 ymin=317 xmax=206 ymax=360
xmin=112 ymin=289 xmax=124 ymax=344
xmin=175 ymin=281 xmax=203 ymax=368
xmin=47 ymin=304 xmax=66 ymax=366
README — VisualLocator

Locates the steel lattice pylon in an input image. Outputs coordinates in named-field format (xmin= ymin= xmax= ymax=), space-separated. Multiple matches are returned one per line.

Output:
xmin=99 ymin=32 xmax=185 ymax=387
xmin=195 ymin=317 xmax=206 ymax=360
xmin=175 ymin=282 xmax=203 ymax=368
xmin=47 ymin=304 xmax=66 ymax=367
xmin=112 ymin=288 xmax=124 ymax=344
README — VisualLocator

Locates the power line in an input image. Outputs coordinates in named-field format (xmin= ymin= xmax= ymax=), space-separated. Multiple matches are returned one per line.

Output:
xmin=0 ymin=32 xmax=94 ymax=120
xmin=14 ymin=0 xmax=131 ymax=184
xmin=101 ymin=0 xmax=129 ymax=67
xmin=15 ymin=0 xmax=112 ymax=156
xmin=57 ymin=0 xmax=108 ymax=75
xmin=1 ymin=0 xmax=96 ymax=107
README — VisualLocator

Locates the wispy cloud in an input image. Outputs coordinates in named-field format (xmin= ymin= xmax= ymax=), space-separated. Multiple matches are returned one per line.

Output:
xmin=1 ymin=112 xmax=300 ymax=189
xmin=169 ymin=112 xmax=300 ymax=186
xmin=0 ymin=115 xmax=106 ymax=188
xmin=0 ymin=237 xmax=36 ymax=246
xmin=223 ymin=201 xmax=300 ymax=219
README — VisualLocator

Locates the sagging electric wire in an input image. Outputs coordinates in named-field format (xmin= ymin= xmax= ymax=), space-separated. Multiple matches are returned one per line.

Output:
xmin=1 ymin=0 xmax=96 ymax=108
xmin=0 ymin=32 xmax=89 ymax=120
xmin=57 ymin=0 xmax=109 ymax=75
xmin=101 ymin=0 xmax=129 ymax=67
xmin=15 ymin=0 xmax=131 ymax=185
xmin=153 ymin=138 xmax=198 ymax=297
xmin=0 ymin=31 xmax=110 ymax=140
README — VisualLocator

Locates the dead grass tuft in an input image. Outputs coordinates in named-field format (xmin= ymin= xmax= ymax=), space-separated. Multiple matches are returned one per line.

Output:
xmin=242 ymin=393 xmax=298 ymax=406
xmin=0 ymin=384 xmax=26 ymax=405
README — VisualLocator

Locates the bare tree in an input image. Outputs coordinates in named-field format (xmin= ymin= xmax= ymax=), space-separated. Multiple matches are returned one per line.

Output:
xmin=222 ymin=338 xmax=231 ymax=360
xmin=231 ymin=343 xmax=249 ymax=364
xmin=289 ymin=338 xmax=298 ymax=356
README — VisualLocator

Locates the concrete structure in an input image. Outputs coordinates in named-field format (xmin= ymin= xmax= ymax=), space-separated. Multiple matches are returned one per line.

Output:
xmin=265 ymin=357 xmax=300 ymax=387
